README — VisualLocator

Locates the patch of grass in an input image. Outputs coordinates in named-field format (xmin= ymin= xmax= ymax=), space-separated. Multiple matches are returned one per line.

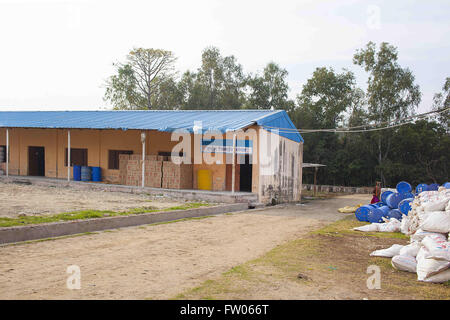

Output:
xmin=0 ymin=203 xmax=211 ymax=228
xmin=312 ymin=215 xmax=409 ymax=240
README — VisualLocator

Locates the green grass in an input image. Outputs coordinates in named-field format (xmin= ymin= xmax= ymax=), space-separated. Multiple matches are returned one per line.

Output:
xmin=0 ymin=202 xmax=210 ymax=228
xmin=312 ymin=215 xmax=409 ymax=240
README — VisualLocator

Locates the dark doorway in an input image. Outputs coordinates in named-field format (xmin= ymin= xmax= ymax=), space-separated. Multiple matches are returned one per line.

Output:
xmin=239 ymin=154 xmax=252 ymax=192
xmin=28 ymin=146 xmax=45 ymax=176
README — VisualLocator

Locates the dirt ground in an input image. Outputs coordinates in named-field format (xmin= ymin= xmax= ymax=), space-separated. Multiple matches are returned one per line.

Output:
xmin=0 ymin=181 xmax=188 ymax=218
xmin=179 ymin=217 xmax=449 ymax=300
xmin=0 ymin=194 xmax=369 ymax=299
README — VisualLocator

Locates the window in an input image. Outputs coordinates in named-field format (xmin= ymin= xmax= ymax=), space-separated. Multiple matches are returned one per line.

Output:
xmin=65 ymin=148 xmax=88 ymax=167
xmin=109 ymin=150 xmax=133 ymax=170
xmin=158 ymin=151 xmax=184 ymax=158
xmin=0 ymin=146 xmax=5 ymax=163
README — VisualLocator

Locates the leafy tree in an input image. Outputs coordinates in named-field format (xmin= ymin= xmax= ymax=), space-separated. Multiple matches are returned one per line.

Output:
xmin=246 ymin=62 xmax=291 ymax=110
xmin=103 ymin=64 xmax=146 ymax=110
xmin=180 ymin=47 xmax=247 ymax=109
xmin=353 ymin=42 xmax=421 ymax=185
xmin=150 ymin=77 xmax=183 ymax=110
xmin=432 ymin=77 xmax=450 ymax=131
xmin=386 ymin=120 xmax=449 ymax=185
xmin=104 ymin=48 xmax=177 ymax=110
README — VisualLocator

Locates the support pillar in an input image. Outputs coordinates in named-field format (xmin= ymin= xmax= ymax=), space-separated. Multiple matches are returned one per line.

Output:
xmin=141 ymin=132 xmax=146 ymax=188
xmin=67 ymin=130 xmax=71 ymax=182
xmin=231 ymin=133 xmax=236 ymax=193
xmin=6 ymin=128 xmax=9 ymax=177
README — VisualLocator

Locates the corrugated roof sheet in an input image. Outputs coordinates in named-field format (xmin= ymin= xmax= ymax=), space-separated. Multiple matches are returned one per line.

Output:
xmin=0 ymin=110 xmax=303 ymax=143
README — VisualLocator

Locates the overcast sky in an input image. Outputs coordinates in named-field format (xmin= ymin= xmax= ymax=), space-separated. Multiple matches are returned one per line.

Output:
xmin=0 ymin=0 xmax=448 ymax=113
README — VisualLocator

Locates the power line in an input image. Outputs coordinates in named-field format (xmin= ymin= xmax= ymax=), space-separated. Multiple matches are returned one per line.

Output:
xmin=262 ymin=107 xmax=449 ymax=134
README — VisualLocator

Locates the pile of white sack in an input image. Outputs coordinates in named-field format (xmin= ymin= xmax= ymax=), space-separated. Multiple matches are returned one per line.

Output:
xmin=354 ymin=187 xmax=450 ymax=283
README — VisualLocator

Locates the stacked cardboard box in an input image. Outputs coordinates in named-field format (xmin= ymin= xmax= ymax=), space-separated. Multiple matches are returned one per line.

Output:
xmin=162 ymin=160 xmax=193 ymax=190
xmin=119 ymin=154 xmax=163 ymax=187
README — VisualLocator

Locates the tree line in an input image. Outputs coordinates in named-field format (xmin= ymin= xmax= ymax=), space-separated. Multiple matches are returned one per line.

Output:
xmin=104 ymin=42 xmax=449 ymax=187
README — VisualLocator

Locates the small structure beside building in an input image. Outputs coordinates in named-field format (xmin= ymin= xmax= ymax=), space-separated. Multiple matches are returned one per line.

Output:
xmin=0 ymin=110 xmax=304 ymax=204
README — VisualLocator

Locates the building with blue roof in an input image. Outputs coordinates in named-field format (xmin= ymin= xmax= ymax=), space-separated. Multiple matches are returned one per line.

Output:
xmin=0 ymin=110 xmax=303 ymax=203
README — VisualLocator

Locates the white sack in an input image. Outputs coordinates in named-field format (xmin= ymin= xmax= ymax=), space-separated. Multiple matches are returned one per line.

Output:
xmin=423 ymin=197 xmax=450 ymax=212
xmin=370 ymin=244 xmax=404 ymax=258
xmin=422 ymin=235 xmax=450 ymax=262
xmin=420 ymin=268 xmax=450 ymax=283
xmin=400 ymin=215 xmax=410 ymax=234
xmin=391 ymin=255 xmax=417 ymax=273
xmin=411 ymin=229 xmax=447 ymax=242
xmin=353 ymin=223 xmax=380 ymax=232
xmin=416 ymin=247 xmax=450 ymax=281
xmin=378 ymin=218 xmax=401 ymax=233
xmin=399 ymin=242 xmax=421 ymax=257
xmin=419 ymin=211 xmax=450 ymax=233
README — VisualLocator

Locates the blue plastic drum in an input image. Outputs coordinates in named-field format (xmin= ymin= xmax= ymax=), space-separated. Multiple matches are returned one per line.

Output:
xmin=91 ymin=166 xmax=102 ymax=182
xmin=398 ymin=198 xmax=414 ymax=215
xmin=355 ymin=205 xmax=375 ymax=222
xmin=396 ymin=181 xmax=412 ymax=194
xmin=415 ymin=183 xmax=428 ymax=194
xmin=443 ymin=182 xmax=450 ymax=189
xmin=370 ymin=202 xmax=384 ymax=208
xmin=81 ymin=166 xmax=92 ymax=181
xmin=386 ymin=193 xmax=403 ymax=209
xmin=381 ymin=191 xmax=394 ymax=204
xmin=367 ymin=208 xmax=386 ymax=223
xmin=73 ymin=165 xmax=81 ymax=181
xmin=378 ymin=205 xmax=391 ymax=215
xmin=387 ymin=209 xmax=403 ymax=221
xmin=428 ymin=183 xmax=439 ymax=191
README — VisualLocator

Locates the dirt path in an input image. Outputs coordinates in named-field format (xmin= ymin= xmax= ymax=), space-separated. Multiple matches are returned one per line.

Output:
xmin=0 ymin=194 xmax=369 ymax=299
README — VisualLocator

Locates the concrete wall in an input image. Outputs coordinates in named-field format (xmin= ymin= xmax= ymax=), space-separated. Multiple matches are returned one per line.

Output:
xmin=258 ymin=128 xmax=303 ymax=203
xmin=302 ymin=184 xmax=372 ymax=194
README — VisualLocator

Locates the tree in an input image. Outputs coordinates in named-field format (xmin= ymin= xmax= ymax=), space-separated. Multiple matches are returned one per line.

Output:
xmin=432 ymin=77 xmax=450 ymax=132
xmin=290 ymin=67 xmax=360 ymax=185
xmin=103 ymin=64 xmax=146 ymax=110
xmin=386 ymin=120 xmax=449 ymax=185
xmin=180 ymin=47 xmax=247 ymax=109
xmin=104 ymin=48 xmax=177 ymax=110
xmin=150 ymin=77 xmax=183 ymax=110
xmin=246 ymin=62 xmax=291 ymax=110
xmin=353 ymin=42 xmax=421 ymax=185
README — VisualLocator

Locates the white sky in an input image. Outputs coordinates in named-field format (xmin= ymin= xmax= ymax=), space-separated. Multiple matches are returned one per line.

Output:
xmin=0 ymin=0 xmax=448 ymax=113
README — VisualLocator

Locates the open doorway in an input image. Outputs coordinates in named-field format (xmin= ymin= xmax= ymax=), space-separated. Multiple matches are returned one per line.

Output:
xmin=239 ymin=154 xmax=252 ymax=192
xmin=28 ymin=146 xmax=45 ymax=176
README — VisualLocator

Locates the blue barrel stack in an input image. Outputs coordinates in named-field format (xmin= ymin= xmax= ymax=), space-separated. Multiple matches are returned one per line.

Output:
xmin=355 ymin=180 xmax=449 ymax=223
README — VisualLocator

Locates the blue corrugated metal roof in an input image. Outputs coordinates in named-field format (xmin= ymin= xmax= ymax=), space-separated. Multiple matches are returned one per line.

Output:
xmin=0 ymin=110 xmax=303 ymax=143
